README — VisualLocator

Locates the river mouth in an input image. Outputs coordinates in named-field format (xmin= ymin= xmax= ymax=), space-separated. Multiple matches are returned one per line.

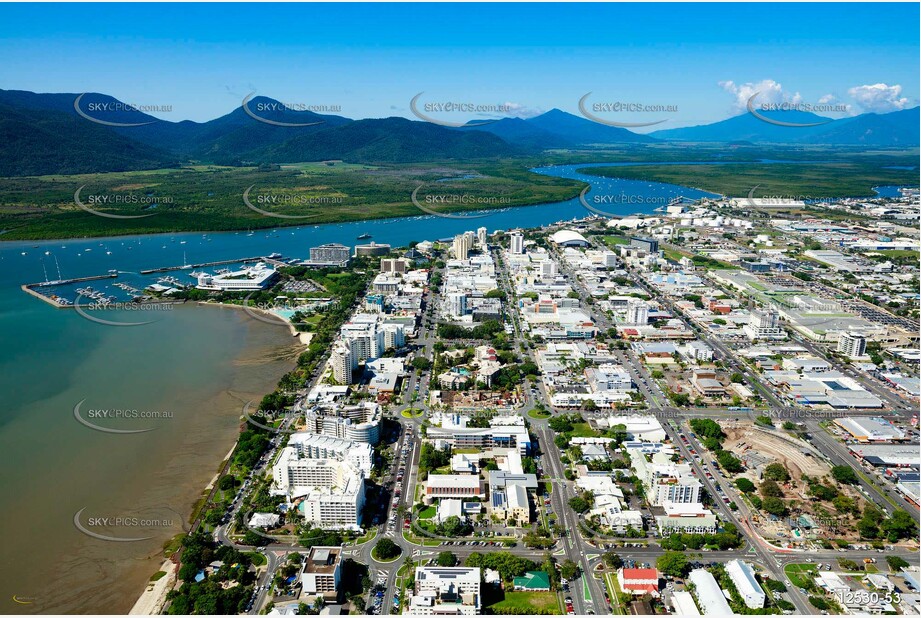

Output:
xmin=0 ymin=158 xmax=911 ymax=613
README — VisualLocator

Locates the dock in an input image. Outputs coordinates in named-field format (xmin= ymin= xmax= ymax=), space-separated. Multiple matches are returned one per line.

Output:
xmin=139 ymin=256 xmax=266 ymax=275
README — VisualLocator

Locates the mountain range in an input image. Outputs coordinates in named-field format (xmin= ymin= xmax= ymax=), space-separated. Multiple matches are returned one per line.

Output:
xmin=0 ymin=88 xmax=917 ymax=176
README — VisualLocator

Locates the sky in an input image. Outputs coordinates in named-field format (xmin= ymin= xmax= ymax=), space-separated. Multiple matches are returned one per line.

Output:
xmin=0 ymin=3 xmax=918 ymax=131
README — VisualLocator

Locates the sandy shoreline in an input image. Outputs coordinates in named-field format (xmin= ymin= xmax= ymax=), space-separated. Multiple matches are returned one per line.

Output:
xmin=128 ymin=306 xmax=304 ymax=615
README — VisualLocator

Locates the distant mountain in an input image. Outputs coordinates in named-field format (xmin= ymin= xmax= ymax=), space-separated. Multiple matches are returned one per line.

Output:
xmin=258 ymin=117 xmax=522 ymax=163
xmin=0 ymin=102 xmax=175 ymax=176
xmin=460 ymin=108 xmax=656 ymax=147
xmin=525 ymin=109 xmax=657 ymax=145
xmin=0 ymin=90 xmax=353 ymax=162
xmin=651 ymin=106 xmax=920 ymax=146
xmin=796 ymin=107 xmax=920 ymax=146
xmin=178 ymin=97 xmax=353 ymax=164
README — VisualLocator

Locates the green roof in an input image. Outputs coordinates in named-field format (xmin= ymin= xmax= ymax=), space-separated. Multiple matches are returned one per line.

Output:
xmin=513 ymin=571 xmax=551 ymax=590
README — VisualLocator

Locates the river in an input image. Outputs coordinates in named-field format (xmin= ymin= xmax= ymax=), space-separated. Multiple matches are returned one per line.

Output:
xmin=0 ymin=161 xmax=905 ymax=613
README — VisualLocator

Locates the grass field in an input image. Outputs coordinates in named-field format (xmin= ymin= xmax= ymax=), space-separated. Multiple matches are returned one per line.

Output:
xmin=485 ymin=590 xmax=562 ymax=614
xmin=528 ymin=408 xmax=552 ymax=419
xmin=570 ymin=422 xmax=600 ymax=438
xmin=784 ymin=563 xmax=818 ymax=589
xmin=579 ymin=159 xmax=920 ymax=199
xmin=0 ymin=158 xmax=583 ymax=240
xmin=601 ymin=235 xmax=630 ymax=248
xmin=418 ymin=506 xmax=436 ymax=520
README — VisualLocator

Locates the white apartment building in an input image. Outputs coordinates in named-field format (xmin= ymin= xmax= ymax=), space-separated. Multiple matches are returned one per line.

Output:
xmin=407 ymin=567 xmax=481 ymax=615
xmin=447 ymin=292 xmax=468 ymax=317
xmin=629 ymin=447 xmax=702 ymax=506
xmin=286 ymin=433 xmax=373 ymax=473
xmin=453 ymin=234 xmax=472 ymax=260
xmin=477 ymin=227 xmax=487 ymax=247
xmin=626 ymin=301 xmax=649 ymax=326
xmin=304 ymin=403 xmax=382 ymax=444
xmin=300 ymin=546 xmax=342 ymax=601
xmin=726 ymin=560 xmax=766 ymax=609
xmin=331 ymin=343 xmax=353 ymax=385
xmin=743 ymin=309 xmax=786 ymax=341
xmin=272 ymin=453 xmax=366 ymax=529
xmin=509 ymin=230 xmax=524 ymax=255
xmin=837 ymin=331 xmax=867 ymax=358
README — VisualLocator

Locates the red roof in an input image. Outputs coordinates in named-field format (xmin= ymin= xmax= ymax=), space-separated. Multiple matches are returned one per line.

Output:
xmin=621 ymin=568 xmax=659 ymax=585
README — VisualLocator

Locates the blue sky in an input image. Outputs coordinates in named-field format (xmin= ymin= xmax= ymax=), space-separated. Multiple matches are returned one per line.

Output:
xmin=0 ymin=3 xmax=917 ymax=130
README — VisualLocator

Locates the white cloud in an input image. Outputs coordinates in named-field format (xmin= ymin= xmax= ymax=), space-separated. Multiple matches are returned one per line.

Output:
xmin=718 ymin=79 xmax=802 ymax=112
xmin=475 ymin=102 xmax=543 ymax=119
xmin=847 ymin=83 xmax=912 ymax=113
xmin=817 ymin=94 xmax=836 ymax=104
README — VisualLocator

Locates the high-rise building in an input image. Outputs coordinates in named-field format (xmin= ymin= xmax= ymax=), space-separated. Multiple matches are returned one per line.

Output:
xmin=380 ymin=258 xmax=409 ymax=274
xmin=447 ymin=292 xmax=468 ymax=317
xmin=509 ymin=230 xmax=524 ymax=254
xmin=540 ymin=261 xmax=558 ymax=279
xmin=837 ymin=332 xmax=867 ymax=358
xmin=309 ymin=243 xmax=351 ymax=266
xmin=453 ymin=234 xmax=472 ymax=260
xmin=331 ymin=343 xmax=353 ymax=385
xmin=408 ymin=567 xmax=482 ymax=615
xmin=477 ymin=227 xmax=488 ymax=247
xmin=381 ymin=323 xmax=405 ymax=350
xmin=626 ymin=301 xmax=649 ymax=326
xmin=743 ymin=309 xmax=785 ymax=341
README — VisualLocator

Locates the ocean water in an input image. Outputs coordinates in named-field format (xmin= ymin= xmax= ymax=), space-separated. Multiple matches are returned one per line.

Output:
xmin=0 ymin=162 xmax=907 ymax=613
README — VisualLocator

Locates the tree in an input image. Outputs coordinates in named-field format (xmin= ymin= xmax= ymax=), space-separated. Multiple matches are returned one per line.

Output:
xmin=887 ymin=556 xmax=910 ymax=571
xmin=730 ymin=373 xmax=744 ymax=383
xmin=830 ymin=465 xmax=859 ymax=485
xmin=439 ymin=516 xmax=471 ymax=537
xmin=436 ymin=552 xmax=458 ymax=567
xmin=760 ymin=480 xmax=784 ymax=498
xmin=717 ymin=450 xmax=743 ymax=473
xmin=374 ymin=538 xmax=401 ymax=561
xmin=243 ymin=530 xmax=268 ymax=547
xmin=218 ymin=475 xmax=237 ymax=491
xmin=568 ymin=496 xmax=590 ymax=514
xmin=883 ymin=509 xmax=918 ymax=541
xmin=603 ymin=552 xmax=624 ymax=569
xmin=656 ymin=551 xmax=690 ymax=578
xmin=411 ymin=357 xmax=432 ymax=371
xmin=560 ymin=560 xmax=580 ymax=580
xmin=763 ymin=463 xmax=790 ymax=482
xmin=762 ymin=496 xmax=787 ymax=517
xmin=735 ymin=478 xmax=756 ymax=493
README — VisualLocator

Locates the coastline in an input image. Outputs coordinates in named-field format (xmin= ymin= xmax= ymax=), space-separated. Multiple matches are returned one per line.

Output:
xmin=129 ymin=308 xmax=304 ymax=615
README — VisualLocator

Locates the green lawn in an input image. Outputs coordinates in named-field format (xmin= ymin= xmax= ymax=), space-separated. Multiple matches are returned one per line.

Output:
xmin=528 ymin=408 xmax=552 ymax=419
xmin=601 ymin=235 xmax=630 ymax=247
xmin=784 ymin=563 xmax=818 ymax=589
xmin=246 ymin=552 xmax=267 ymax=566
xmin=486 ymin=590 xmax=561 ymax=614
xmin=571 ymin=422 xmax=600 ymax=438
xmin=418 ymin=506 xmax=436 ymax=520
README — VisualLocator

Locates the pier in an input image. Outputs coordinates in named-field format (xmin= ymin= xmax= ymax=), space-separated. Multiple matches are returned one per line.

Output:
xmin=139 ymin=256 xmax=267 ymax=275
